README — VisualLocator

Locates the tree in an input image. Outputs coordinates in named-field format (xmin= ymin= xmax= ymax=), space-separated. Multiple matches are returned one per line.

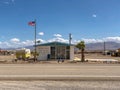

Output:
xmin=76 ymin=41 xmax=85 ymax=62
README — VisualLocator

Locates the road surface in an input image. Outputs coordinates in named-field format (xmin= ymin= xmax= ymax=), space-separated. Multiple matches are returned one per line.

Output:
xmin=0 ymin=63 xmax=119 ymax=80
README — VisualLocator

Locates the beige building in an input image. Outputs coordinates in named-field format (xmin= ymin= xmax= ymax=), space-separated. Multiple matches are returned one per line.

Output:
xmin=36 ymin=42 xmax=74 ymax=60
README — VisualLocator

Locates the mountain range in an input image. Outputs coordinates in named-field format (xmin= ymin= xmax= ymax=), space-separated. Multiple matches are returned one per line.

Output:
xmin=5 ymin=42 xmax=120 ymax=51
xmin=85 ymin=42 xmax=120 ymax=51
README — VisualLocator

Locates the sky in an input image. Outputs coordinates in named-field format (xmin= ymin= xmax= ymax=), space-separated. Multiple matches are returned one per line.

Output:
xmin=1 ymin=0 xmax=120 ymax=48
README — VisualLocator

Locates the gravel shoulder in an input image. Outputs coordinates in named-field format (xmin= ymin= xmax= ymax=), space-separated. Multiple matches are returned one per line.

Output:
xmin=0 ymin=81 xmax=120 ymax=90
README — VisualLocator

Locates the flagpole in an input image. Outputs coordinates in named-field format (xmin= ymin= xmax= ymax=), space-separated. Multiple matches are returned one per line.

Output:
xmin=34 ymin=19 xmax=37 ymax=61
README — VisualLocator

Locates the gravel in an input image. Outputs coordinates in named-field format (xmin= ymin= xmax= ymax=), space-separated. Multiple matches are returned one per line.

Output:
xmin=0 ymin=81 xmax=120 ymax=90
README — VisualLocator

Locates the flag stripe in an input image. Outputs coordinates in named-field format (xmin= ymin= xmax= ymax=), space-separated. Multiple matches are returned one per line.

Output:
xmin=28 ymin=21 xmax=35 ymax=26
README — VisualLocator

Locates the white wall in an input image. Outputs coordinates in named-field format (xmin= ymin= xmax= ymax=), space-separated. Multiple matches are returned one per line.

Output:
xmin=37 ymin=46 xmax=50 ymax=60
xmin=70 ymin=46 xmax=74 ymax=60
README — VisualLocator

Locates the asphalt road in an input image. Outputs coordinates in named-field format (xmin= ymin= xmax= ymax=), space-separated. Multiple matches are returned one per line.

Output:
xmin=0 ymin=63 xmax=120 ymax=80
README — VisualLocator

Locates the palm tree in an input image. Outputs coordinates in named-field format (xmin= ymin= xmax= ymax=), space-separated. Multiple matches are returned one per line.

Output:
xmin=76 ymin=41 xmax=85 ymax=62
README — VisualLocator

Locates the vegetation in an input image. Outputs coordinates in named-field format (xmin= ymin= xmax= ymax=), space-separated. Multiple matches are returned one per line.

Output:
xmin=76 ymin=41 xmax=85 ymax=62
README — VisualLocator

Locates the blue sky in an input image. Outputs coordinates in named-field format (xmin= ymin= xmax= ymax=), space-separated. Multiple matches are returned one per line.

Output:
xmin=0 ymin=0 xmax=120 ymax=48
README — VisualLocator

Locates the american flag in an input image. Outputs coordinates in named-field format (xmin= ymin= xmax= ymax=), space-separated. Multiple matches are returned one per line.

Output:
xmin=28 ymin=21 xmax=35 ymax=26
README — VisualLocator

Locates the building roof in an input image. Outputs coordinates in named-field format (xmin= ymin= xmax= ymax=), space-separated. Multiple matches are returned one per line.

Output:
xmin=36 ymin=42 xmax=74 ymax=46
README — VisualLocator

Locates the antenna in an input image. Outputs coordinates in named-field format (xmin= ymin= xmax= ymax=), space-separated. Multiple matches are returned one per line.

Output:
xmin=104 ymin=41 xmax=106 ymax=55
xmin=69 ymin=33 xmax=72 ymax=45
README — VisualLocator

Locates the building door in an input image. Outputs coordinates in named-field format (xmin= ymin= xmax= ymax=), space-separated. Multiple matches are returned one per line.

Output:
xmin=66 ymin=46 xmax=70 ymax=59
xmin=50 ymin=47 xmax=55 ymax=59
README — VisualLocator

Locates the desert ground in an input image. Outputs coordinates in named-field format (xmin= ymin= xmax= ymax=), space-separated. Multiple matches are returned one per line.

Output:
xmin=0 ymin=53 xmax=120 ymax=63
xmin=0 ymin=81 xmax=120 ymax=90
xmin=75 ymin=53 xmax=120 ymax=60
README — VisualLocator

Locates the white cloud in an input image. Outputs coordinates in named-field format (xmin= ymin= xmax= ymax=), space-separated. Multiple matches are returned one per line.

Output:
xmin=54 ymin=34 xmax=62 ymax=37
xmin=36 ymin=39 xmax=46 ymax=44
xmin=92 ymin=14 xmax=97 ymax=18
xmin=10 ymin=38 xmax=20 ymax=43
xmin=0 ymin=41 xmax=12 ymax=48
xmin=47 ymin=37 xmax=68 ymax=43
xmin=81 ymin=38 xmax=103 ymax=43
xmin=3 ymin=0 xmax=15 ymax=5
xmin=79 ymin=37 xmax=120 ymax=44
xmin=21 ymin=40 xmax=34 ymax=46
xmin=1 ymin=36 xmax=120 ymax=49
xmin=46 ymin=34 xmax=68 ymax=43
xmin=38 ymin=32 xmax=44 ymax=36
xmin=104 ymin=37 xmax=120 ymax=43
xmin=0 ymin=38 xmax=33 ymax=48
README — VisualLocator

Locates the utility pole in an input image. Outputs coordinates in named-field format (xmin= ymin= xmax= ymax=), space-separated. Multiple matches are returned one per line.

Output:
xmin=34 ymin=19 xmax=37 ymax=61
xmin=104 ymin=41 xmax=106 ymax=55
xmin=28 ymin=19 xmax=37 ymax=61
xmin=69 ymin=33 xmax=72 ymax=45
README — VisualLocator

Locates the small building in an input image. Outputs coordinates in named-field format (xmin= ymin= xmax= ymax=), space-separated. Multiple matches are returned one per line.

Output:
xmin=36 ymin=42 xmax=74 ymax=60
xmin=111 ymin=48 xmax=120 ymax=57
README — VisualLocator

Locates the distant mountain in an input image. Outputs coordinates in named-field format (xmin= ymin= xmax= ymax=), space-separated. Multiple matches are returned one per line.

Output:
xmin=4 ymin=46 xmax=34 ymax=50
xmin=25 ymin=46 xmax=34 ymax=50
xmin=4 ymin=42 xmax=120 ymax=51
xmin=85 ymin=42 xmax=120 ymax=50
